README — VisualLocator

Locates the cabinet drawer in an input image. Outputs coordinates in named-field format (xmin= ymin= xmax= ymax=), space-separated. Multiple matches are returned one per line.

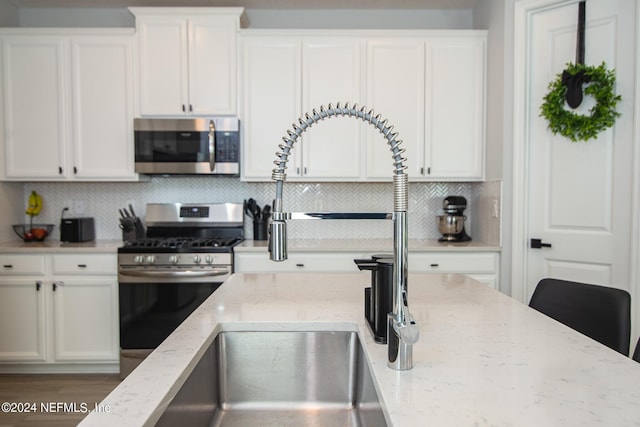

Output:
xmin=236 ymin=252 xmax=362 ymax=273
xmin=409 ymin=253 xmax=497 ymax=274
xmin=52 ymin=254 xmax=117 ymax=275
xmin=0 ymin=255 xmax=46 ymax=275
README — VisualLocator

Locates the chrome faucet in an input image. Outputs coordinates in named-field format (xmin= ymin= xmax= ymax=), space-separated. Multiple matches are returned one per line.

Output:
xmin=269 ymin=102 xmax=419 ymax=370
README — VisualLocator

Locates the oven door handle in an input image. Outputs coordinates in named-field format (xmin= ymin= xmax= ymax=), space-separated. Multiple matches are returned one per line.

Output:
xmin=119 ymin=269 xmax=230 ymax=278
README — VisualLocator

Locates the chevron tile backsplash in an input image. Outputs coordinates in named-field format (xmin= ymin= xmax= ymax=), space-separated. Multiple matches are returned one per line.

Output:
xmin=21 ymin=178 xmax=500 ymax=242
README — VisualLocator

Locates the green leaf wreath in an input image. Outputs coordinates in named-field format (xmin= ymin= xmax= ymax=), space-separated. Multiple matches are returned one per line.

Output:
xmin=540 ymin=62 xmax=621 ymax=142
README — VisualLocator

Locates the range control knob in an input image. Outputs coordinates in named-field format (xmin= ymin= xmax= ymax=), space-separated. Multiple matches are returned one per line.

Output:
xmin=134 ymin=255 xmax=145 ymax=264
xmin=193 ymin=255 xmax=201 ymax=264
xmin=145 ymin=255 xmax=156 ymax=264
xmin=205 ymin=255 xmax=214 ymax=264
xmin=169 ymin=255 xmax=179 ymax=265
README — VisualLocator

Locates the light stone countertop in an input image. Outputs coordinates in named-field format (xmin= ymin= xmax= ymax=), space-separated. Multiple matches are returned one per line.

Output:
xmin=236 ymin=238 xmax=500 ymax=252
xmin=0 ymin=238 xmax=500 ymax=254
xmin=80 ymin=272 xmax=640 ymax=427
xmin=0 ymin=239 xmax=123 ymax=253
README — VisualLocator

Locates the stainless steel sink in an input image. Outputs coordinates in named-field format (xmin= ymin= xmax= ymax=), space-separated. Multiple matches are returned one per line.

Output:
xmin=155 ymin=330 xmax=388 ymax=427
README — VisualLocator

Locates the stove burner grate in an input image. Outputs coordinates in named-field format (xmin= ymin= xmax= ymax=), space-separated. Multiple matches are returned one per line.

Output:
xmin=123 ymin=237 xmax=242 ymax=249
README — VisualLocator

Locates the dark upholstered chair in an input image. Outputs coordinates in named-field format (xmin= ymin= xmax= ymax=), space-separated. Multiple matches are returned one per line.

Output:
xmin=529 ymin=278 xmax=631 ymax=355
xmin=632 ymin=338 xmax=640 ymax=363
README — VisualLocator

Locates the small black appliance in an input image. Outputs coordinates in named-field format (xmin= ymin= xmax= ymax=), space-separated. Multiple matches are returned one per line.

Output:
xmin=437 ymin=196 xmax=471 ymax=242
xmin=60 ymin=217 xmax=95 ymax=242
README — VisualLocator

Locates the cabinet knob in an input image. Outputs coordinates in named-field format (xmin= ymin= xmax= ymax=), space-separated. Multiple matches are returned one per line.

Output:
xmin=77 ymin=264 xmax=87 ymax=268
xmin=52 ymin=281 xmax=64 ymax=291
xmin=3 ymin=264 xmax=13 ymax=268
xmin=58 ymin=166 xmax=63 ymax=174
xmin=189 ymin=104 xmax=193 ymax=112
xmin=295 ymin=263 xmax=305 ymax=268
xmin=182 ymin=104 xmax=186 ymax=112
xmin=73 ymin=166 xmax=78 ymax=174
xmin=36 ymin=281 xmax=42 ymax=291
xmin=430 ymin=263 xmax=439 ymax=268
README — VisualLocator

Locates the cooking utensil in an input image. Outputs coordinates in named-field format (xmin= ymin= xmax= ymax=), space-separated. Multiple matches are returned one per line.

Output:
xmin=244 ymin=199 xmax=255 ymax=219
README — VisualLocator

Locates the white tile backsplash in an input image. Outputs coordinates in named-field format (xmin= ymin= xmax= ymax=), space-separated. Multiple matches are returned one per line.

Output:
xmin=20 ymin=178 xmax=500 ymax=243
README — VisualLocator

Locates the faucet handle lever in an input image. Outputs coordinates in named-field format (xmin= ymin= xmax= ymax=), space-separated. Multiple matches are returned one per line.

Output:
xmin=393 ymin=310 xmax=419 ymax=345
xmin=394 ymin=293 xmax=419 ymax=344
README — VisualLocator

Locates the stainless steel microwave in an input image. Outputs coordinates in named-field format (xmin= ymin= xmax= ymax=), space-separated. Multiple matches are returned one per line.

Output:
xmin=134 ymin=117 xmax=240 ymax=175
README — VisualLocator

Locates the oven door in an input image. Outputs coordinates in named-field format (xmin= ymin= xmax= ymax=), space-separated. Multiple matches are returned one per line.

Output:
xmin=118 ymin=271 xmax=226 ymax=378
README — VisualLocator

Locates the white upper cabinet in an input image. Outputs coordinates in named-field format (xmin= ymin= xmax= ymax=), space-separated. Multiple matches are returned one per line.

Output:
xmin=2 ymin=37 xmax=66 ymax=179
xmin=366 ymin=38 xmax=425 ymax=179
xmin=1 ymin=30 xmax=139 ymax=181
xmin=366 ymin=33 xmax=486 ymax=181
xmin=241 ymin=33 xmax=363 ymax=181
xmin=240 ymin=36 xmax=301 ymax=180
xmin=71 ymin=35 xmax=136 ymax=179
xmin=301 ymin=38 xmax=363 ymax=179
xmin=241 ymin=30 xmax=486 ymax=182
xmin=131 ymin=8 xmax=244 ymax=116
xmin=423 ymin=35 xmax=485 ymax=180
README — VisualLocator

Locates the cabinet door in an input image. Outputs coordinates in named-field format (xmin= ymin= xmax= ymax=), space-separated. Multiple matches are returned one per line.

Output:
xmin=241 ymin=36 xmax=301 ymax=180
xmin=52 ymin=278 xmax=119 ymax=361
xmin=301 ymin=39 xmax=362 ymax=179
xmin=366 ymin=39 xmax=425 ymax=179
xmin=70 ymin=36 xmax=136 ymax=179
xmin=0 ymin=280 xmax=47 ymax=361
xmin=137 ymin=17 xmax=188 ymax=115
xmin=2 ymin=37 xmax=67 ymax=179
xmin=188 ymin=17 xmax=237 ymax=115
xmin=424 ymin=36 xmax=485 ymax=180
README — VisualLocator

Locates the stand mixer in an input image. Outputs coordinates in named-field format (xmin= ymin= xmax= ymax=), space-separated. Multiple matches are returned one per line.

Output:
xmin=437 ymin=196 xmax=471 ymax=242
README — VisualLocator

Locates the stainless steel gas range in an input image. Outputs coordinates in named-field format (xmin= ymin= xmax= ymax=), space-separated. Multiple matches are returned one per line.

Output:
xmin=117 ymin=202 xmax=244 ymax=378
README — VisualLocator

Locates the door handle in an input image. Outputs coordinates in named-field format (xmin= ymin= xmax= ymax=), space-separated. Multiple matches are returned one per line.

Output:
xmin=531 ymin=238 xmax=552 ymax=249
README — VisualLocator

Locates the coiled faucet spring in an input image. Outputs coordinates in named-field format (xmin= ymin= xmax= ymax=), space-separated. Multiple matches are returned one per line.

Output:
xmin=271 ymin=102 xmax=407 ymax=181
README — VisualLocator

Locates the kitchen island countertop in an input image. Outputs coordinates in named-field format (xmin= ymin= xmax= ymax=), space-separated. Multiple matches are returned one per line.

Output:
xmin=80 ymin=272 xmax=640 ymax=427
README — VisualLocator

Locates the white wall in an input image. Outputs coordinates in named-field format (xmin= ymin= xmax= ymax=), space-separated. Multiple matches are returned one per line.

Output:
xmin=15 ymin=7 xmax=475 ymax=30
xmin=0 ymin=0 xmax=18 ymax=26
xmin=245 ymin=9 xmax=474 ymax=29
xmin=473 ymin=0 xmax=511 ymax=296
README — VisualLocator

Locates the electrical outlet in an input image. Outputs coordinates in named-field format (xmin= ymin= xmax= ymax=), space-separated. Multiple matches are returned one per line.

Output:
xmin=74 ymin=200 xmax=85 ymax=216
xmin=492 ymin=199 xmax=499 ymax=219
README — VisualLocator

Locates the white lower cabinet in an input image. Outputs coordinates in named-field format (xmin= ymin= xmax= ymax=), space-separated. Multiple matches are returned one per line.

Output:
xmin=408 ymin=252 xmax=499 ymax=289
xmin=235 ymin=250 xmax=499 ymax=289
xmin=0 ymin=253 xmax=119 ymax=372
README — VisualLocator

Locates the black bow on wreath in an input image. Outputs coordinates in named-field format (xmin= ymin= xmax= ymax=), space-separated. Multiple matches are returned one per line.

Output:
xmin=562 ymin=68 xmax=590 ymax=108
xmin=562 ymin=1 xmax=591 ymax=108
xmin=563 ymin=1 xmax=587 ymax=109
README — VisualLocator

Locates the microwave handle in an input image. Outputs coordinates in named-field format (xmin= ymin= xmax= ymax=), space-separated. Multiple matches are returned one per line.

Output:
xmin=208 ymin=119 xmax=216 ymax=172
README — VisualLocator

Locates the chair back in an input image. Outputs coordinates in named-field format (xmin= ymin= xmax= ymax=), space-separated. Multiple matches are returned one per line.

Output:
xmin=529 ymin=278 xmax=631 ymax=355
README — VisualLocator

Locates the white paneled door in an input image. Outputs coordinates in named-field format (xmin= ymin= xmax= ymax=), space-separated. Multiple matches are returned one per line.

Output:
xmin=524 ymin=0 xmax=635 ymax=300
